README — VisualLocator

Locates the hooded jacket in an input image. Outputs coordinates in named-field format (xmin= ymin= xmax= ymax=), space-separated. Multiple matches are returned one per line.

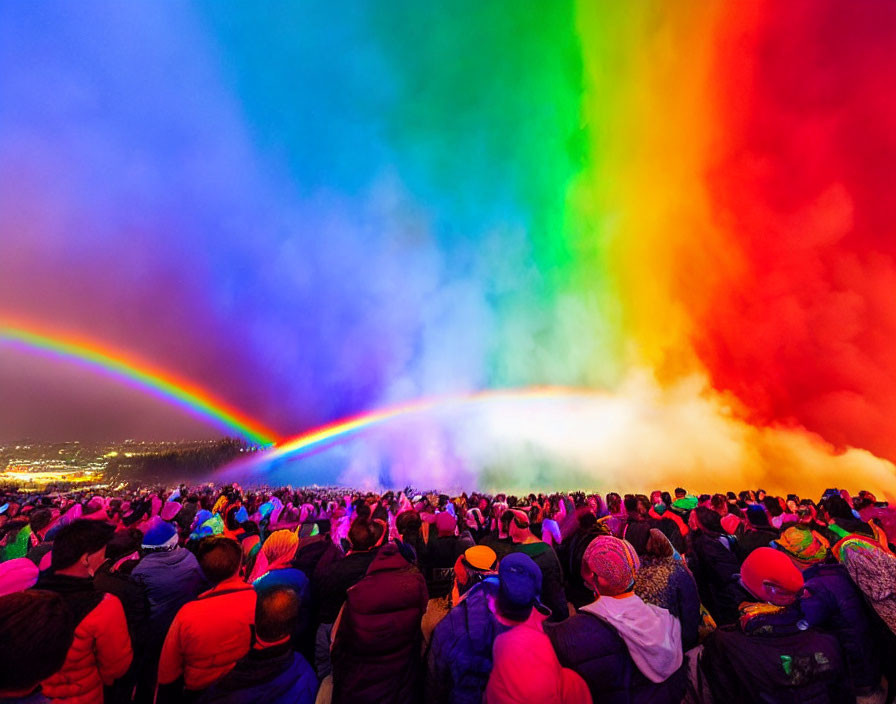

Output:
xmin=634 ymin=557 xmax=701 ymax=650
xmin=331 ymin=543 xmax=428 ymax=704
xmin=512 ymin=541 xmax=568 ymax=622
xmin=547 ymin=599 xmax=686 ymax=704
xmin=426 ymin=582 xmax=509 ymax=704
xmin=485 ymin=608 xmax=592 ymax=704
xmin=196 ymin=640 xmax=317 ymax=704
xmin=34 ymin=572 xmax=133 ymax=704
xmin=130 ymin=547 xmax=205 ymax=643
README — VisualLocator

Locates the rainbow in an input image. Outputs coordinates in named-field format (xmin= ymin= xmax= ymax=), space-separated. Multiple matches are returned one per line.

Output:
xmin=0 ymin=322 xmax=278 ymax=445
xmin=251 ymin=386 xmax=602 ymax=464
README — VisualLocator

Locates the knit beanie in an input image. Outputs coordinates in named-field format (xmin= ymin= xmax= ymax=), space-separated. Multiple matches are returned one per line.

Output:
xmin=739 ymin=547 xmax=804 ymax=605
xmin=583 ymin=535 xmax=640 ymax=596
xmin=160 ymin=502 xmax=181 ymax=522
xmin=720 ymin=514 xmax=740 ymax=535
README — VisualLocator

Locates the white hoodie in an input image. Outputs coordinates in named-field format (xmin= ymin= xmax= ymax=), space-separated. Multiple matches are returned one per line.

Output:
xmin=581 ymin=594 xmax=683 ymax=683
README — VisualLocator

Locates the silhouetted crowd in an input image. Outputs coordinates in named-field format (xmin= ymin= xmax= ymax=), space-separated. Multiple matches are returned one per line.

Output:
xmin=1 ymin=483 xmax=895 ymax=704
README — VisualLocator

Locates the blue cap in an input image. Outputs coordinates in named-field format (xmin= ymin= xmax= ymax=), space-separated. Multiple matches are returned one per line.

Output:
xmin=496 ymin=553 xmax=542 ymax=621
xmin=234 ymin=506 xmax=249 ymax=524
xmin=142 ymin=519 xmax=178 ymax=550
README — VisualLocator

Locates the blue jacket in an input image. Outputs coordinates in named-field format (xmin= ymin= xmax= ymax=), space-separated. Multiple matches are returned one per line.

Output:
xmin=130 ymin=547 xmax=204 ymax=642
xmin=426 ymin=583 xmax=508 ymax=704
xmin=546 ymin=611 xmax=686 ymax=704
xmin=800 ymin=562 xmax=881 ymax=692
xmin=197 ymin=641 xmax=317 ymax=704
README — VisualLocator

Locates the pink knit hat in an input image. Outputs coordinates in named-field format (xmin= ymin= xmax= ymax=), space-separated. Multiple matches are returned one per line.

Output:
xmin=721 ymin=514 xmax=740 ymax=535
xmin=583 ymin=536 xmax=640 ymax=596
xmin=435 ymin=512 xmax=457 ymax=537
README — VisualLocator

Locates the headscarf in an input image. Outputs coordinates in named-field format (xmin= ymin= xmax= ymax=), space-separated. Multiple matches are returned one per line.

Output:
xmin=261 ymin=529 xmax=299 ymax=570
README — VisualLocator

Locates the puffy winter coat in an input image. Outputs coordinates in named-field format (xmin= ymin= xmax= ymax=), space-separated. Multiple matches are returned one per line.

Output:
xmin=197 ymin=641 xmax=317 ymax=704
xmin=313 ymin=549 xmax=376 ymax=624
xmin=331 ymin=543 xmax=428 ymax=704
xmin=426 ymin=582 xmax=509 ymax=704
xmin=130 ymin=547 xmax=204 ymax=643
xmin=801 ymin=562 xmax=881 ymax=692
xmin=157 ymin=577 xmax=256 ymax=691
xmin=701 ymin=620 xmax=848 ymax=703
xmin=546 ymin=610 xmax=686 ymax=704
xmin=34 ymin=573 xmax=133 ymax=704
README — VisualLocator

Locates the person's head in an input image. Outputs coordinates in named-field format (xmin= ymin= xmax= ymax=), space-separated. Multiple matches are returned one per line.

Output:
xmin=196 ymin=536 xmax=242 ymax=584
xmin=51 ymin=519 xmax=115 ymax=576
xmin=674 ymin=487 xmax=687 ymax=499
xmin=0 ymin=590 xmax=76 ymax=697
xmin=395 ymin=510 xmax=422 ymax=540
xmin=29 ymin=508 xmax=53 ymax=536
xmin=254 ymin=586 xmax=299 ymax=645
xmin=454 ymin=545 xmax=498 ymax=597
xmin=756 ymin=489 xmax=767 ymax=502
xmin=606 ymin=492 xmax=622 ymax=514
xmin=763 ymin=496 xmax=783 ymax=518
xmin=650 ymin=490 xmax=663 ymax=505
xmin=739 ymin=547 xmax=803 ymax=606
xmin=695 ymin=506 xmax=723 ymax=534
xmin=262 ymin=530 xmax=299 ymax=567
xmin=711 ymin=494 xmax=729 ymax=515
xmin=772 ymin=525 xmax=830 ymax=568
xmin=106 ymin=527 xmax=143 ymax=563
xmin=507 ymin=509 xmax=532 ymax=543
xmin=820 ymin=495 xmax=854 ymax=522
xmin=348 ymin=518 xmax=380 ymax=552
xmin=582 ymin=535 xmax=640 ymax=597
xmin=141 ymin=519 xmax=179 ymax=552
xmin=746 ymin=504 xmax=771 ymax=527
xmin=645 ymin=528 xmax=674 ymax=559
xmin=488 ymin=553 xmax=542 ymax=623
xmin=660 ymin=491 xmax=672 ymax=506
xmin=435 ymin=512 xmax=457 ymax=538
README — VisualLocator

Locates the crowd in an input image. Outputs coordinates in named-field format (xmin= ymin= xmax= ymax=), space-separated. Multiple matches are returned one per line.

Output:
xmin=0 ymin=482 xmax=895 ymax=704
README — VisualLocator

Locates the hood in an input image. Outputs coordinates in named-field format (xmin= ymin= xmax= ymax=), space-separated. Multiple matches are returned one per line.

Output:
xmin=581 ymin=594 xmax=682 ymax=683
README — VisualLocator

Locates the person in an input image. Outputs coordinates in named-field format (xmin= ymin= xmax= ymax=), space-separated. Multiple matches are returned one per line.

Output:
xmin=687 ymin=506 xmax=748 ymax=625
xmin=330 ymin=542 xmax=428 ymax=703
xmin=622 ymin=495 xmax=652 ymax=554
xmin=130 ymin=518 xmax=205 ymax=703
xmin=479 ymin=509 xmax=514 ymax=561
xmin=424 ymin=512 xmax=472 ymax=600
xmin=700 ymin=547 xmax=848 ymax=703
xmin=633 ymin=528 xmax=701 ymax=651
xmin=312 ymin=518 xmax=383 ymax=678
xmin=547 ymin=536 xmax=685 ymax=703
xmin=483 ymin=553 xmax=591 ymax=704
xmin=770 ymin=525 xmax=884 ymax=701
xmin=33 ymin=519 xmax=133 ymax=704
xmin=507 ymin=509 xmax=568 ymax=621
xmin=0 ymin=590 xmax=76 ymax=704
xmin=426 ymin=546 xmax=503 ymax=704
xmin=197 ymin=587 xmax=317 ymax=704
xmin=252 ymin=530 xmax=311 ymax=645
xmin=157 ymin=537 xmax=256 ymax=702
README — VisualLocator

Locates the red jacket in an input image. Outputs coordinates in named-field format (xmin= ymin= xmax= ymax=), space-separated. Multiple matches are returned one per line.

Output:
xmin=42 ymin=593 xmax=133 ymax=704
xmin=158 ymin=577 xmax=256 ymax=691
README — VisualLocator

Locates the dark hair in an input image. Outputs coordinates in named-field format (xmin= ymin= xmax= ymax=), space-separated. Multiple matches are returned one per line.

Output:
xmin=822 ymin=495 xmax=854 ymax=521
xmin=240 ymin=521 xmax=260 ymax=536
xmin=695 ymin=506 xmax=723 ymax=534
xmin=746 ymin=505 xmax=770 ymax=527
xmin=661 ymin=492 xmax=672 ymax=506
xmin=29 ymin=508 xmax=53 ymax=534
xmin=763 ymin=496 xmax=783 ymax=517
xmin=348 ymin=518 xmax=380 ymax=552
xmin=710 ymin=494 xmax=728 ymax=512
xmin=196 ymin=537 xmax=242 ymax=584
xmin=674 ymin=487 xmax=687 ymax=496
xmin=0 ymin=590 xmax=75 ymax=692
xmin=255 ymin=586 xmax=298 ymax=643
xmin=623 ymin=495 xmax=638 ymax=513
xmin=395 ymin=510 xmax=422 ymax=538
xmin=51 ymin=519 xmax=115 ymax=570
xmin=105 ymin=527 xmax=143 ymax=563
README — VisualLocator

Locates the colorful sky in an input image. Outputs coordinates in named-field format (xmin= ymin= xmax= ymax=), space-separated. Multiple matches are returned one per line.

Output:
xmin=2 ymin=1 xmax=895 ymax=492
